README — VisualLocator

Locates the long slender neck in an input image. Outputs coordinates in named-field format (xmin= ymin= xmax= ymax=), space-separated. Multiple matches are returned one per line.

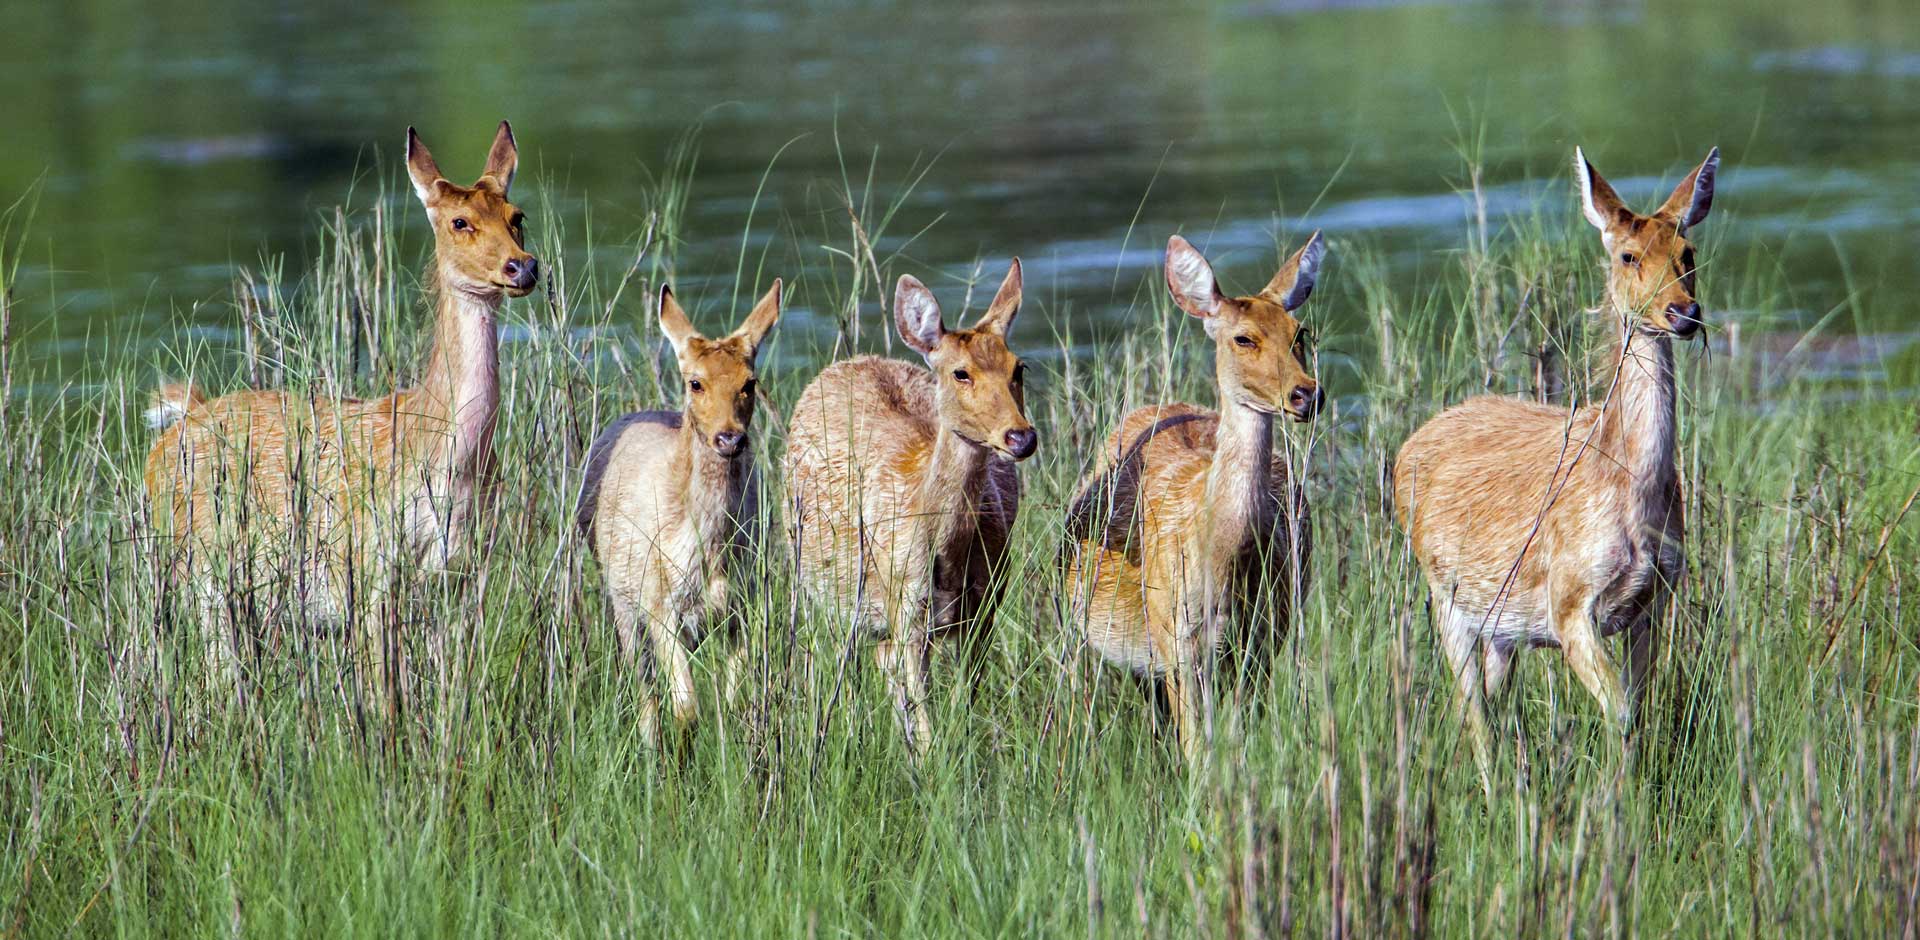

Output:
xmin=1595 ymin=302 xmax=1678 ymax=500
xmin=917 ymin=425 xmax=991 ymax=550
xmin=676 ymin=419 xmax=748 ymax=522
xmin=415 ymin=273 xmax=502 ymax=468
xmin=1205 ymin=390 xmax=1276 ymax=553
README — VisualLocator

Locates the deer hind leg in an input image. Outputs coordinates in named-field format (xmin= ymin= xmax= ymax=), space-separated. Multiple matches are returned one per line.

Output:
xmin=1434 ymin=589 xmax=1495 ymax=797
xmin=1554 ymin=592 xmax=1632 ymax=733
xmin=1624 ymin=603 xmax=1658 ymax=721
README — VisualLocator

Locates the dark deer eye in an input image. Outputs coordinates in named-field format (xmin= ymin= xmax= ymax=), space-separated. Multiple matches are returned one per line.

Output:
xmin=689 ymin=379 xmax=704 ymax=393
xmin=452 ymin=218 xmax=471 ymax=232
xmin=952 ymin=369 xmax=972 ymax=384
xmin=1234 ymin=335 xmax=1257 ymax=349
xmin=510 ymin=212 xmax=526 ymax=229
xmin=741 ymin=379 xmax=756 ymax=398
xmin=1619 ymin=252 xmax=1636 ymax=266
xmin=1011 ymin=363 xmax=1026 ymax=385
xmin=1292 ymin=327 xmax=1313 ymax=356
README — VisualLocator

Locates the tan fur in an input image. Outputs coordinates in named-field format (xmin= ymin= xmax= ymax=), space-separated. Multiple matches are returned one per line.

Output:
xmin=1066 ymin=233 xmax=1325 ymax=762
xmin=142 ymin=123 xmax=537 ymax=685
xmin=784 ymin=261 xmax=1035 ymax=756
xmin=1393 ymin=148 xmax=1719 ymax=791
xmin=578 ymin=280 xmax=782 ymax=742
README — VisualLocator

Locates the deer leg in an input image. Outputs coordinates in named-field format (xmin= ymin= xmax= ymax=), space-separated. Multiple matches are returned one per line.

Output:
xmin=1482 ymin=641 xmax=1516 ymax=700
xmin=1167 ymin=602 xmax=1213 ymax=766
xmin=1624 ymin=607 xmax=1657 ymax=718
xmin=1434 ymin=591 xmax=1495 ymax=797
xmin=608 ymin=592 xmax=661 ymax=744
xmin=875 ymin=609 xmax=933 ymax=759
xmin=1555 ymin=596 xmax=1632 ymax=733
xmin=648 ymin=597 xmax=699 ymax=732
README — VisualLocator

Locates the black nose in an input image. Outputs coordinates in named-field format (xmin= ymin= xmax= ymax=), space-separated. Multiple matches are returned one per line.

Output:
xmin=1666 ymin=302 xmax=1701 ymax=337
xmin=1003 ymin=428 xmax=1038 ymax=460
xmin=712 ymin=431 xmax=745 ymax=456
xmin=504 ymin=257 xmax=539 ymax=290
xmin=1288 ymin=385 xmax=1323 ymax=418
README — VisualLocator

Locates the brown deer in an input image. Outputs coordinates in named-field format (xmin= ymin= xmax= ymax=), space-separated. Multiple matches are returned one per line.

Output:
xmin=1393 ymin=147 xmax=1718 ymax=791
xmin=1065 ymin=233 xmax=1324 ymax=762
xmin=144 ymin=122 xmax=537 ymax=687
xmin=576 ymin=279 xmax=782 ymax=741
xmin=784 ymin=261 xmax=1036 ymax=756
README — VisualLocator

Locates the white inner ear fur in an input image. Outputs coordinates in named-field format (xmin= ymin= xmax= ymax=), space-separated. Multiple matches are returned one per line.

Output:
xmin=1169 ymin=247 xmax=1221 ymax=316
xmin=1574 ymin=148 xmax=1609 ymax=233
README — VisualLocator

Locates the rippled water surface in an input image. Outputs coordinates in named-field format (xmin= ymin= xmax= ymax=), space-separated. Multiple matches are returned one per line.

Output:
xmin=3 ymin=0 xmax=1916 ymax=386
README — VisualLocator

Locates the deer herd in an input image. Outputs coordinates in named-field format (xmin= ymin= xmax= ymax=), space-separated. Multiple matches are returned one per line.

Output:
xmin=142 ymin=123 xmax=1719 ymax=790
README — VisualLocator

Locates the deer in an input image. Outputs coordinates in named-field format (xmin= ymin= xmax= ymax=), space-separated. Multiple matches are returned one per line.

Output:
xmin=576 ymin=278 xmax=782 ymax=742
xmin=1392 ymin=147 xmax=1718 ymax=792
xmin=784 ymin=261 xmax=1036 ymax=757
xmin=143 ymin=122 xmax=537 ymax=692
xmin=1064 ymin=233 xmax=1325 ymax=762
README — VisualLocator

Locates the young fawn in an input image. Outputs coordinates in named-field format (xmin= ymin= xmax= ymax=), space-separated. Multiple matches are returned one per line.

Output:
xmin=785 ymin=262 xmax=1037 ymax=756
xmin=1065 ymin=233 xmax=1324 ymax=761
xmin=576 ymin=279 xmax=782 ymax=741
xmin=144 ymin=122 xmax=537 ymax=687
xmin=1394 ymin=147 xmax=1718 ymax=790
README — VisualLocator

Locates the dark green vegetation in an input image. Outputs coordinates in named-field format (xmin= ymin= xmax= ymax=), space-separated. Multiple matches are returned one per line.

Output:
xmin=3 ymin=132 xmax=1917 ymax=933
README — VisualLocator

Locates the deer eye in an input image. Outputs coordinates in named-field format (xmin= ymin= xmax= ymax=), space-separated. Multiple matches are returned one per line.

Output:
xmin=952 ymin=369 xmax=972 ymax=384
xmin=1011 ymin=363 xmax=1026 ymax=385
xmin=452 ymin=218 xmax=471 ymax=232
xmin=1292 ymin=328 xmax=1313 ymax=356
xmin=510 ymin=212 xmax=526 ymax=229
xmin=741 ymin=379 xmax=756 ymax=398
xmin=1234 ymin=334 xmax=1257 ymax=349
xmin=1619 ymin=252 xmax=1636 ymax=266
xmin=689 ymin=379 xmax=704 ymax=393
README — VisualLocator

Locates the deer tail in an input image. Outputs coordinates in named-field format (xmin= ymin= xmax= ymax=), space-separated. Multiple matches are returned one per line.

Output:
xmin=145 ymin=380 xmax=207 ymax=431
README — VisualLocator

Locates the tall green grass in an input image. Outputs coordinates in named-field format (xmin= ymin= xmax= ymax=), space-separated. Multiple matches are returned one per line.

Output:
xmin=2 ymin=144 xmax=1917 ymax=937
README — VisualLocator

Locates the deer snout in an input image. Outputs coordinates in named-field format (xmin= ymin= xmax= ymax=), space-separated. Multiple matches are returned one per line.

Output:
xmin=503 ymin=256 xmax=539 ymax=292
xmin=1002 ymin=427 xmax=1038 ymax=461
xmin=711 ymin=430 xmax=746 ymax=458
xmin=1287 ymin=384 xmax=1324 ymax=420
xmin=1665 ymin=301 xmax=1702 ymax=338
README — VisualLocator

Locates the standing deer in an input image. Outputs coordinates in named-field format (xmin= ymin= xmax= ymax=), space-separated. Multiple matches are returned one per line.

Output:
xmin=785 ymin=261 xmax=1036 ymax=756
xmin=576 ymin=279 xmax=782 ymax=742
xmin=144 ymin=122 xmax=537 ymax=688
xmin=1065 ymin=233 xmax=1325 ymax=761
xmin=1393 ymin=147 xmax=1718 ymax=790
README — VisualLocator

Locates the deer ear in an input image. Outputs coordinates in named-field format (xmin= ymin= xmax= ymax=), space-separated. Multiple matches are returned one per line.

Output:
xmin=894 ymin=275 xmax=945 ymax=356
xmin=658 ymin=284 xmax=701 ymax=354
xmin=406 ymin=127 xmax=448 ymax=207
xmin=482 ymin=121 xmax=518 ymax=194
xmin=1165 ymin=236 xmax=1224 ymax=319
xmin=1657 ymin=146 xmax=1719 ymax=232
xmin=1574 ymin=147 xmax=1631 ymax=235
xmin=1260 ymin=231 xmax=1325 ymax=312
xmin=731 ymin=278 xmax=783 ymax=356
xmin=973 ymin=258 xmax=1023 ymax=337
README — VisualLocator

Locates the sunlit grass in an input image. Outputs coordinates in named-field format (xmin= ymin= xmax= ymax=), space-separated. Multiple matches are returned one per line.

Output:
xmin=2 ymin=143 xmax=1917 ymax=936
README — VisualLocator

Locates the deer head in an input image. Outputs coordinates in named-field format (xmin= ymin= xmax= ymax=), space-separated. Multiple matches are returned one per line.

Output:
xmin=1165 ymin=233 xmax=1325 ymax=422
xmin=659 ymin=279 xmax=783 ymax=459
xmin=407 ymin=121 xmax=539 ymax=301
xmin=1575 ymin=147 xmax=1719 ymax=338
xmin=894 ymin=260 xmax=1038 ymax=461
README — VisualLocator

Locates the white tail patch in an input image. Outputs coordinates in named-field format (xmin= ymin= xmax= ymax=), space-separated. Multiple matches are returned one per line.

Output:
xmin=146 ymin=380 xmax=204 ymax=430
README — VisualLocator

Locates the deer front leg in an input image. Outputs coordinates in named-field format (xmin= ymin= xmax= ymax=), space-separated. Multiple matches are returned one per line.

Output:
xmin=648 ymin=595 xmax=700 ymax=731
xmin=1434 ymin=589 xmax=1495 ymax=798
xmin=1554 ymin=593 xmax=1632 ymax=732
xmin=875 ymin=603 xmax=933 ymax=759
xmin=608 ymin=590 xmax=661 ymax=743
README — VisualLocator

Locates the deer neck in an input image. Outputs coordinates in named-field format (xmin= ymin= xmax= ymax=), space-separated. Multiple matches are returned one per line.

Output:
xmin=1203 ymin=395 xmax=1276 ymax=557
xmin=1595 ymin=307 xmax=1678 ymax=507
xmin=915 ymin=425 xmax=992 ymax=554
xmin=415 ymin=277 xmax=502 ymax=469
xmin=676 ymin=419 xmax=749 ymax=532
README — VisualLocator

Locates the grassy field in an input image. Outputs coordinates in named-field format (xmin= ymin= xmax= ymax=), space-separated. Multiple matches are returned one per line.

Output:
xmin=3 ymin=151 xmax=1918 ymax=937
